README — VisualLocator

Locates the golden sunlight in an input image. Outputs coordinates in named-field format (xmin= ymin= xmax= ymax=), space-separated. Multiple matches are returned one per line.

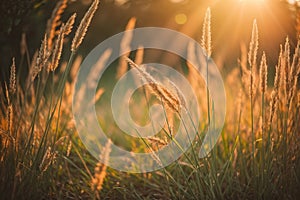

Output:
xmin=0 ymin=0 xmax=299 ymax=199
xmin=239 ymin=0 xmax=265 ymax=4
xmin=287 ymin=0 xmax=300 ymax=5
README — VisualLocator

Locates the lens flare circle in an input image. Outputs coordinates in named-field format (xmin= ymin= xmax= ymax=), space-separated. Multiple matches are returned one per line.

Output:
xmin=72 ymin=27 xmax=226 ymax=173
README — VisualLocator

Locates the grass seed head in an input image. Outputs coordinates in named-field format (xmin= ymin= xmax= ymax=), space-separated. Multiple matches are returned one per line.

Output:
xmin=283 ymin=37 xmax=290 ymax=98
xmin=64 ymin=13 xmax=77 ymax=35
xmin=50 ymin=25 xmax=65 ymax=71
xmin=126 ymin=57 xmax=182 ymax=113
xmin=71 ymin=0 xmax=99 ymax=52
xmin=259 ymin=52 xmax=268 ymax=94
xmin=32 ymin=34 xmax=50 ymax=80
xmin=201 ymin=7 xmax=212 ymax=57
xmin=47 ymin=0 xmax=68 ymax=50
xmin=91 ymin=139 xmax=112 ymax=191
xmin=248 ymin=19 xmax=259 ymax=68
xmin=9 ymin=58 xmax=16 ymax=95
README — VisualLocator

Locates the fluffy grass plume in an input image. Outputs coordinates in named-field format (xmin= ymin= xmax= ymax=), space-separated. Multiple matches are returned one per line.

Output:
xmin=46 ymin=0 xmax=68 ymax=49
xmin=9 ymin=57 xmax=16 ymax=95
xmin=32 ymin=34 xmax=50 ymax=80
xmin=116 ymin=17 xmax=137 ymax=78
xmin=64 ymin=13 xmax=77 ymax=35
xmin=49 ymin=25 xmax=65 ymax=71
xmin=287 ymin=38 xmax=300 ymax=108
xmin=259 ymin=51 xmax=268 ymax=94
xmin=248 ymin=19 xmax=259 ymax=69
xmin=201 ymin=7 xmax=211 ymax=57
xmin=283 ymin=37 xmax=290 ymax=100
xmin=91 ymin=140 xmax=112 ymax=195
xmin=126 ymin=57 xmax=181 ymax=113
xmin=71 ymin=0 xmax=100 ymax=52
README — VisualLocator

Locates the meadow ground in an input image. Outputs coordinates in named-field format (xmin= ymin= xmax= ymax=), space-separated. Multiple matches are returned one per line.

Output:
xmin=0 ymin=0 xmax=299 ymax=199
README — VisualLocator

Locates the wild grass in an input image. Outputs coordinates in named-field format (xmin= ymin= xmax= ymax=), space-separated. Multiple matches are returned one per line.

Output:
xmin=0 ymin=0 xmax=299 ymax=199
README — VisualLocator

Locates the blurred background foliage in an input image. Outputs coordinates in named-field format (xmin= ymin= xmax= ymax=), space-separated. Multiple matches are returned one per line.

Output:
xmin=0 ymin=0 xmax=298 ymax=80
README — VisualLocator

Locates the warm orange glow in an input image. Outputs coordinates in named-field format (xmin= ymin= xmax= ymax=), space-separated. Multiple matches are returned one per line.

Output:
xmin=239 ymin=0 xmax=265 ymax=3
xmin=287 ymin=0 xmax=300 ymax=5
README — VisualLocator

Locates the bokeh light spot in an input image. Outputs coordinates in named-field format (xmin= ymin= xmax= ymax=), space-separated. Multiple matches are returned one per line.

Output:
xmin=175 ymin=13 xmax=187 ymax=25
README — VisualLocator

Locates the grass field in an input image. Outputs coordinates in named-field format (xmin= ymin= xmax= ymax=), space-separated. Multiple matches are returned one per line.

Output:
xmin=0 ymin=0 xmax=299 ymax=199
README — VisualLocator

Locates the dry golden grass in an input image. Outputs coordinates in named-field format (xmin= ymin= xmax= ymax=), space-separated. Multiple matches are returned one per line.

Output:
xmin=46 ymin=0 xmax=68 ymax=50
xmin=71 ymin=0 xmax=99 ymax=52
xmin=0 ymin=2 xmax=299 ymax=200
xmin=126 ymin=57 xmax=182 ymax=113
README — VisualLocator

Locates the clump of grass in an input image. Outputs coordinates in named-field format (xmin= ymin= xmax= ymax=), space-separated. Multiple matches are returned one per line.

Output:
xmin=91 ymin=139 xmax=112 ymax=199
xmin=0 ymin=0 xmax=101 ymax=198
